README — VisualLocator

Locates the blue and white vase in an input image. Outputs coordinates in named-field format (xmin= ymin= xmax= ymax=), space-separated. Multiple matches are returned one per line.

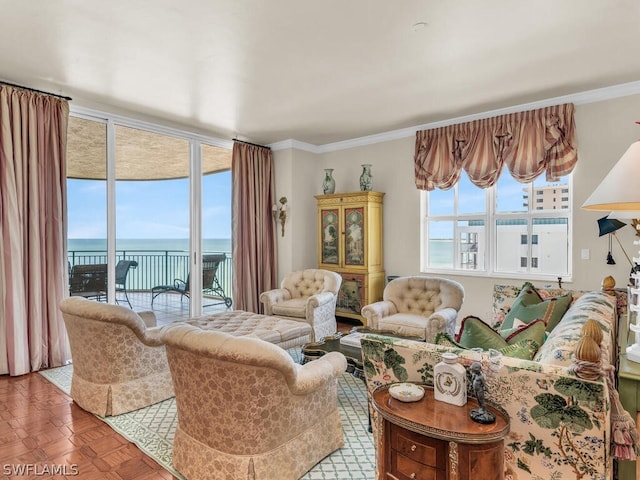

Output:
xmin=359 ymin=164 xmax=372 ymax=191
xmin=323 ymin=168 xmax=335 ymax=194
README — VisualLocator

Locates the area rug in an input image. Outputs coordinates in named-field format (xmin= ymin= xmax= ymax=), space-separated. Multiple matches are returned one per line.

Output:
xmin=39 ymin=350 xmax=375 ymax=480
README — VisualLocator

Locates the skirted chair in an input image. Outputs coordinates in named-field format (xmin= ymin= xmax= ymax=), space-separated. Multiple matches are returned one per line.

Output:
xmin=361 ymin=276 xmax=464 ymax=341
xmin=259 ymin=268 xmax=342 ymax=342
xmin=59 ymin=297 xmax=175 ymax=417
xmin=161 ymin=322 xmax=346 ymax=480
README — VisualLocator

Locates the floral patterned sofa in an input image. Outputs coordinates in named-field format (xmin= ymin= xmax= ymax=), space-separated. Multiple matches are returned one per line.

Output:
xmin=361 ymin=284 xmax=623 ymax=480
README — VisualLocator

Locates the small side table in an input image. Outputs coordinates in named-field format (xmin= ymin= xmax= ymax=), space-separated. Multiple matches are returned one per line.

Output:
xmin=372 ymin=384 xmax=510 ymax=480
xmin=618 ymin=353 xmax=640 ymax=480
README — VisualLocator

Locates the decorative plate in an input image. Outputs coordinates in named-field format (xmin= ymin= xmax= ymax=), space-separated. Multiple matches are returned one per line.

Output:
xmin=389 ymin=383 xmax=425 ymax=402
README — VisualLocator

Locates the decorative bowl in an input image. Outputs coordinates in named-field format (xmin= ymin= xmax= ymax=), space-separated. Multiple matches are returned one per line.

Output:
xmin=389 ymin=383 xmax=425 ymax=402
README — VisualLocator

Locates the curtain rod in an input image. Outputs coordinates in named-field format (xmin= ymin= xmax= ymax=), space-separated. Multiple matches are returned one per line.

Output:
xmin=0 ymin=80 xmax=72 ymax=101
xmin=233 ymin=138 xmax=271 ymax=150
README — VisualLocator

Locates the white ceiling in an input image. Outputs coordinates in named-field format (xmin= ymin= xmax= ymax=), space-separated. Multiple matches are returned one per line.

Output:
xmin=1 ymin=0 xmax=640 ymax=146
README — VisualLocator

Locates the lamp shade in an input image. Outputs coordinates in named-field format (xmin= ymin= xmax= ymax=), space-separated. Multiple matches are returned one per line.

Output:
xmin=608 ymin=210 xmax=640 ymax=219
xmin=597 ymin=216 xmax=626 ymax=236
xmin=582 ymin=141 xmax=640 ymax=211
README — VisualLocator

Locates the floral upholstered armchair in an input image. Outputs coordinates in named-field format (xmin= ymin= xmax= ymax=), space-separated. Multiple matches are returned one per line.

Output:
xmin=59 ymin=297 xmax=174 ymax=416
xmin=260 ymin=268 xmax=342 ymax=342
xmin=361 ymin=276 xmax=464 ymax=341
xmin=161 ymin=322 xmax=346 ymax=480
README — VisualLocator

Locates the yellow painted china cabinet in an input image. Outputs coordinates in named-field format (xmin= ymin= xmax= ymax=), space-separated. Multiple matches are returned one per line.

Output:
xmin=315 ymin=191 xmax=385 ymax=324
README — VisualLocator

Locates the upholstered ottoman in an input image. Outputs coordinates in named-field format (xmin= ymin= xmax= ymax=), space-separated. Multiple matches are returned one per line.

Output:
xmin=182 ymin=310 xmax=312 ymax=349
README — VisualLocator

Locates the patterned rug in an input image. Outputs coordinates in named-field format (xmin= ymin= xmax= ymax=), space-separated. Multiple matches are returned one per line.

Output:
xmin=39 ymin=350 xmax=375 ymax=479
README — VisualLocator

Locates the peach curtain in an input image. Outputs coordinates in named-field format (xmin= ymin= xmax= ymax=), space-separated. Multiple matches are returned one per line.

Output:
xmin=414 ymin=103 xmax=577 ymax=190
xmin=0 ymin=85 xmax=71 ymax=376
xmin=231 ymin=141 xmax=277 ymax=313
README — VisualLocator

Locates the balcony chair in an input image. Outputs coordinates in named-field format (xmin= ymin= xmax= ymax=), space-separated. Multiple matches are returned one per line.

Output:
xmin=150 ymin=253 xmax=232 ymax=308
xmin=361 ymin=275 xmax=464 ymax=341
xmin=69 ymin=263 xmax=107 ymax=301
xmin=115 ymin=259 xmax=138 ymax=308
xmin=161 ymin=322 xmax=346 ymax=480
xmin=59 ymin=296 xmax=174 ymax=417
xmin=259 ymin=269 xmax=342 ymax=342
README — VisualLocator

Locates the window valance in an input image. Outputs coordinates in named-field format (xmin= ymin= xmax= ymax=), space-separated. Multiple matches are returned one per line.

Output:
xmin=414 ymin=103 xmax=577 ymax=191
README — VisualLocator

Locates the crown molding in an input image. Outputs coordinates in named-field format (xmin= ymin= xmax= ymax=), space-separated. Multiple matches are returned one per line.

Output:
xmin=270 ymin=80 xmax=640 ymax=154
xmin=269 ymin=139 xmax=321 ymax=153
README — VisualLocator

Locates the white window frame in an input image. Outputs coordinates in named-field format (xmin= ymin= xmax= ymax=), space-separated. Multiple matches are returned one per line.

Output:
xmin=69 ymin=105 xmax=232 ymax=316
xmin=420 ymin=174 xmax=573 ymax=283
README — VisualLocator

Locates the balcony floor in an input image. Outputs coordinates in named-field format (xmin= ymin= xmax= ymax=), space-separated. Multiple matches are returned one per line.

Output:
xmin=120 ymin=291 xmax=230 ymax=326
xmin=118 ymin=291 xmax=360 ymax=332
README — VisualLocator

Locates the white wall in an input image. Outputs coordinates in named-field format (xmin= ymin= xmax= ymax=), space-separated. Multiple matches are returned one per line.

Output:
xmin=274 ymin=93 xmax=640 ymax=323
xmin=272 ymin=148 xmax=319 ymax=280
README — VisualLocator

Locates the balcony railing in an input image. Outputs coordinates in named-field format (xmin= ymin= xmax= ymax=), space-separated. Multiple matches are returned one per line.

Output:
xmin=68 ymin=249 xmax=233 ymax=300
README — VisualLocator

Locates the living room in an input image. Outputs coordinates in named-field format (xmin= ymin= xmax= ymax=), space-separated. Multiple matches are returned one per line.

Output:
xmin=2 ymin=2 xmax=640 ymax=480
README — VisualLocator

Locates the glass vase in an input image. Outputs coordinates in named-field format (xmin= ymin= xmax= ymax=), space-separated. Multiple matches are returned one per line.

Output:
xmin=359 ymin=164 xmax=372 ymax=191
xmin=323 ymin=168 xmax=335 ymax=194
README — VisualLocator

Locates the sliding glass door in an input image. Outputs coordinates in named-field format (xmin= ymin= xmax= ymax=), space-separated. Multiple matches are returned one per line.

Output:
xmin=114 ymin=125 xmax=191 ymax=310
xmin=66 ymin=115 xmax=108 ymax=300
xmin=66 ymin=109 xmax=232 ymax=317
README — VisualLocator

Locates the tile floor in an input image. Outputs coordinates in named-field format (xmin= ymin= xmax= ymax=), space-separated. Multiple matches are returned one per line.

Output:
xmin=122 ymin=292 xmax=230 ymax=326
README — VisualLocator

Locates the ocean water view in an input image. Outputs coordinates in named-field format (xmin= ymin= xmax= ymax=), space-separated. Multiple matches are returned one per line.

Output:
xmin=68 ymin=238 xmax=232 ymax=254
xmin=428 ymin=239 xmax=454 ymax=267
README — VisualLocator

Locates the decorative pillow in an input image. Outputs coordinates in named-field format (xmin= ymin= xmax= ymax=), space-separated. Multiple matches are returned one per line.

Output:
xmin=498 ymin=339 xmax=540 ymax=360
xmin=456 ymin=316 xmax=508 ymax=350
xmin=498 ymin=318 xmax=527 ymax=338
xmin=434 ymin=332 xmax=463 ymax=348
xmin=502 ymin=319 xmax=546 ymax=347
xmin=435 ymin=332 xmax=539 ymax=360
xmin=501 ymin=282 xmax=572 ymax=333
xmin=456 ymin=315 xmax=545 ymax=351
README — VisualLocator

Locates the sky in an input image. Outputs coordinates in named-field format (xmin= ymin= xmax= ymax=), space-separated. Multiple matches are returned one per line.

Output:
xmin=67 ymin=167 xmax=567 ymax=241
xmin=67 ymin=170 xmax=232 ymax=239
xmin=427 ymin=170 xmax=570 ymax=238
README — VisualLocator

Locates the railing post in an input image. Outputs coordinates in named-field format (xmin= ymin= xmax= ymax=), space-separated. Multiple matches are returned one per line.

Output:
xmin=164 ymin=250 xmax=169 ymax=286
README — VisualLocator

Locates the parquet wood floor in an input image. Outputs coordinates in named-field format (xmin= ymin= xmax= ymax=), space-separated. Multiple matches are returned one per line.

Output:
xmin=0 ymin=372 xmax=177 ymax=480
xmin=0 ymin=318 xmax=360 ymax=480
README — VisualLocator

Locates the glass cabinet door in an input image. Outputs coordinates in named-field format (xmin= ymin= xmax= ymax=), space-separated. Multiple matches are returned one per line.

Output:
xmin=343 ymin=207 xmax=365 ymax=266
xmin=320 ymin=208 xmax=340 ymax=265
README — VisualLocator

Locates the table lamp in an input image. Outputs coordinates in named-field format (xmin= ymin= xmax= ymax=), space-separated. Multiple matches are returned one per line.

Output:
xmin=597 ymin=216 xmax=630 ymax=265
xmin=583 ymin=140 xmax=640 ymax=363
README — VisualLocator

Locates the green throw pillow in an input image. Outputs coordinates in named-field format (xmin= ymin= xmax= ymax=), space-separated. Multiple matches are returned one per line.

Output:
xmin=434 ymin=332 xmax=540 ymax=360
xmin=456 ymin=316 xmax=508 ymax=350
xmin=502 ymin=319 xmax=546 ymax=347
xmin=434 ymin=332 xmax=464 ymax=348
xmin=502 ymin=282 xmax=572 ymax=333
xmin=455 ymin=315 xmax=545 ymax=352
xmin=499 ymin=339 xmax=540 ymax=360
